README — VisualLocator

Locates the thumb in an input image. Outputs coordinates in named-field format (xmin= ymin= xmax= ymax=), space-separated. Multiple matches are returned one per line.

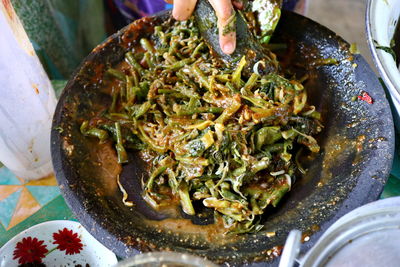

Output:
xmin=208 ymin=0 xmax=236 ymax=54
xmin=172 ymin=0 xmax=197 ymax=21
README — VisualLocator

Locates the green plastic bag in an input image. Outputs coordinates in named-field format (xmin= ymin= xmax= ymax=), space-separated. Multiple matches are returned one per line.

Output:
xmin=11 ymin=0 xmax=106 ymax=79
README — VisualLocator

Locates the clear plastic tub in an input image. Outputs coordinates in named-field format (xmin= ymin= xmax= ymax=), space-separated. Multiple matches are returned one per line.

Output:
xmin=0 ymin=3 xmax=57 ymax=180
xmin=115 ymin=252 xmax=218 ymax=267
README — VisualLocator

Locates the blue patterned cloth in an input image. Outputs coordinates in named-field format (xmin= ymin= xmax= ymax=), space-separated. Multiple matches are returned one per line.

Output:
xmin=112 ymin=0 xmax=305 ymax=21
xmin=112 ymin=0 xmax=170 ymax=20
xmin=282 ymin=0 xmax=302 ymax=10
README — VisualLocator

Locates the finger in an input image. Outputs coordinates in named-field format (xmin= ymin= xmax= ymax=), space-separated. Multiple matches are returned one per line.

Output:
xmin=208 ymin=0 xmax=236 ymax=54
xmin=172 ymin=0 xmax=197 ymax=21
xmin=232 ymin=0 xmax=244 ymax=10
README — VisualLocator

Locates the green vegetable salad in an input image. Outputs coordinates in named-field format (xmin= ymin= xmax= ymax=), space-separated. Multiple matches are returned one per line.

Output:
xmin=81 ymin=16 xmax=323 ymax=234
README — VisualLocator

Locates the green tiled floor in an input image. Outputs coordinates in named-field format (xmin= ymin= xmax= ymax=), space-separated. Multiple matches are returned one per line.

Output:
xmin=0 ymin=195 xmax=75 ymax=246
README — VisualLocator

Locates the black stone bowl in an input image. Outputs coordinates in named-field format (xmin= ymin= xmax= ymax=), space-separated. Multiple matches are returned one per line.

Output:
xmin=51 ymin=10 xmax=394 ymax=266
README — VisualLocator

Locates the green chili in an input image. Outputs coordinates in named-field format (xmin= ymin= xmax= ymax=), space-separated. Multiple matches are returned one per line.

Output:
xmin=215 ymin=98 xmax=241 ymax=124
xmin=115 ymin=122 xmax=128 ymax=163
xmin=107 ymin=68 xmax=126 ymax=81
xmin=126 ymin=52 xmax=144 ymax=74
xmin=140 ymin=38 xmax=155 ymax=54
xmin=192 ymin=64 xmax=211 ymax=90
xmin=232 ymin=56 xmax=246 ymax=89
xmin=84 ymin=16 xmax=323 ymax=234
xmin=178 ymin=181 xmax=195 ymax=215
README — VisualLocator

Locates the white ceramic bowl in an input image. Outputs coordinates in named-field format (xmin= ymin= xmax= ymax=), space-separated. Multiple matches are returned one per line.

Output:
xmin=0 ymin=220 xmax=118 ymax=267
xmin=367 ymin=0 xmax=400 ymax=126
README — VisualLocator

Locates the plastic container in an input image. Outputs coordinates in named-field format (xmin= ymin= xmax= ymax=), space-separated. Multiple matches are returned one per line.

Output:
xmin=115 ymin=252 xmax=218 ymax=267
xmin=0 ymin=3 xmax=57 ymax=180
xmin=279 ymin=197 xmax=400 ymax=267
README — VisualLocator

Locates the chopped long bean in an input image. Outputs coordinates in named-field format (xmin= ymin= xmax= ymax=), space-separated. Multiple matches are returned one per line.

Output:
xmin=115 ymin=122 xmax=128 ymax=163
xmin=126 ymin=52 xmax=144 ymax=74
xmin=83 ymin=15 xmax=323 ymax=234
xmin=107 ymin=68 xmax=126 ymax=81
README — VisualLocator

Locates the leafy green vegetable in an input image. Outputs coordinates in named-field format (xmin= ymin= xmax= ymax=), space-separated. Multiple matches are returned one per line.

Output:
xmin=81 ymin=16 xmax=322 ymax=234
xmin=374 ymin=39 xmax=397 ymax=61
xmin=376 ymin=46 xmax=397 ymax=61
xmin=256 ymin=126 xmax=282 ymax=150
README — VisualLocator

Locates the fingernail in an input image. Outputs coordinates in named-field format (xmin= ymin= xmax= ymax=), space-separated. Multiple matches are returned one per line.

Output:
xmin=172 ymin=10 xmax=186 ymax=21
xmin=222 ymin=42 xmax=235 ymax=54
xmin=173 ymin=14 xmax=183 ymax=20
xmin=233 ymin=1 xmax=244 ymax=10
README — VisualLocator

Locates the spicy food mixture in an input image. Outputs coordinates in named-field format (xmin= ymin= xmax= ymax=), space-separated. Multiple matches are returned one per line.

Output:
xmin=80 ymin=17 xmax=323 ymax=234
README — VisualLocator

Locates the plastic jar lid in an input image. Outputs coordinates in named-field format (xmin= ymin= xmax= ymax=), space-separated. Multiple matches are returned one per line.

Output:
xmin=115 ymin=252 xmax=218 ymax=267
xmin=280 ymin=197 xmax=400 ymax=267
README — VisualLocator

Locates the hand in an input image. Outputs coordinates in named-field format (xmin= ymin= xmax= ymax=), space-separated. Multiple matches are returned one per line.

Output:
xmin=166 ymin=0 xmax=242 ymax=54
